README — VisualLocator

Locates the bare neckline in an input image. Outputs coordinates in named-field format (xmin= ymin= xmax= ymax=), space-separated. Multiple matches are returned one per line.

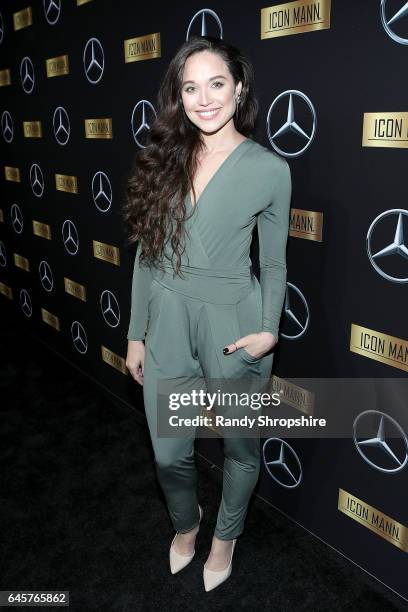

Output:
xmin=188 ymin=138 xmax=251 ymax=209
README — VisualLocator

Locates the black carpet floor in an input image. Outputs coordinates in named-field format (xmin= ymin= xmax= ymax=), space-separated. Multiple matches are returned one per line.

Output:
xmin=1 ymin=307 xmax=407 ymax=612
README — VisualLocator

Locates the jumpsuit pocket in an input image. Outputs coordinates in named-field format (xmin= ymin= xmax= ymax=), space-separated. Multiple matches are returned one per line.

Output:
xmin=240 ymin=347 xmax=262 ymax=363
xmin=234 ymin=284 xmax=263 ymax=365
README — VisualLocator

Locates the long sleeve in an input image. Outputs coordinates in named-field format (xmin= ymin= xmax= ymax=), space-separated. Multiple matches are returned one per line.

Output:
xmin=127 ymin=240 xmax=153 ymax=341
xmin=257 ymin=159 xmax=292 ymax=338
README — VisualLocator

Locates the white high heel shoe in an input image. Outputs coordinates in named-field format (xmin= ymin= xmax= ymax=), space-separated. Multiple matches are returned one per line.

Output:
xmin=169 ymin=504 xmax=203 ymax=574
xmin=203 ymin=538 xmax=237 ymax=592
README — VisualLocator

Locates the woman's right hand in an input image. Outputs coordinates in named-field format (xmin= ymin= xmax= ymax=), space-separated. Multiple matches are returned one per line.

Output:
xmin=126 ymin=340 xmax=145 ymax=385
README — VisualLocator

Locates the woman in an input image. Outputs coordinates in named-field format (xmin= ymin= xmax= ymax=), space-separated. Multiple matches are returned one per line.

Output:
xmin=123 ymin=35 xmax=292 ymax=591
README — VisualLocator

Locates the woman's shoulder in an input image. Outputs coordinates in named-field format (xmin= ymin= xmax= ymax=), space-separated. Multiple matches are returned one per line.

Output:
xmin=246 ymin=138 xmax=290 ymax=176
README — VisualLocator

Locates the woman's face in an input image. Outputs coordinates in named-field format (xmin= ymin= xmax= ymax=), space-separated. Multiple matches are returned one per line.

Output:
xmin=180 ymin=50 xmax=242 ymax=135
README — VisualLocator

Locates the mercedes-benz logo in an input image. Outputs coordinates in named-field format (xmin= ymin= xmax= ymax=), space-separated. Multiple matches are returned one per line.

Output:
xmin=186 ymin=8 xmax=223 ymax=40
xmin=266 ymin=90 xmax=316 ymax=157
xmin=281 ymin=282 xmax=310 ymax=339
xmin=381 ymin=0 xmax=408 ymax=44
xmin=0 ymin=12 xmax=4 ymax=45
xmin=262 ymin=438 xmax=303 ymax=488
xmin=1 ymin=110 xmax=14 ymax=143
xmin=92 ymin=171 xmax=112 ymax=213
xmin=0 ymin=241 xmax=6 ymax=267
xmin=20 ymin=56 xmax=35 ymax=94
xmin=366 ymin=209 xmax=408 ymax=283
xmin=71 ymin=321 xmax=88 ymax=354
xmin=131 ymin=100 xmax=157 ymax=148
xmin=29 ymin=163 xmax=45 ymax=198
xmin=39 ymin=260 xmax=54 ymax=292
xmin=20 ymin=289 xmax=32 ymax=318
xmin=83 ymin=37 xmax=105 ymax=84
xmin=11 ymin=203 xmax=23 ymax=234
xmin=53 ymin=106 xmax=70 ymax=146
xmin=100 ymin=290 xmax=120 ymax=328
xmin=62 ymin=219 xmax=79 ymax=255
xmin=353 ymin=410 xmax=408 ymax=474
xmin=43 ymin=0 xmax=61 ymax=26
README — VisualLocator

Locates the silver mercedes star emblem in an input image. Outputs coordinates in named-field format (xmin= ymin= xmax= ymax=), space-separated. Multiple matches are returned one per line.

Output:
xmin=39 ymin=260 xmax=54 ymax=292
xmin=20 ymin=289 xmax=32 ymax=318
xmin=353 ymin=410 xmax=408 ymax=473
xmin=11 ymin=204 xmax=23 ymax=234
xmin=83 ymin=37 xmax=105 ymax=84
xmin=0 ymin=12 xmax=4 ymax=45
xmin=53 ymin=106 xmax=70 ymax=146
xmin=62 ymin=219 xmax=79 ymax=256
xmin=0 ymin=241 xmax=7 ymax=267
xmin=20 ymin=56 xmax=35 ymax=94
xmin=381 ymin=0 xmax=408 ymax=44
xmin=71 ymin=320 xmax=88 ymax=354
xmin=131 ymin=100 xmax=157 ymax=148
xmin=92 ymin=171 xmax=112 ymax=213
xmin=100 ymin=290 xmax=120 ymax=328
xmin=366 ymin=209 xmax=408 ymax=283
xmin=186 ymin=8 xmax=223 ymax=40
xmin=43 ymin=0 xmax=61 ymax=26
xmin=267 ymin=90 xmax=316 ymax=157
xmin=30 ymin=163 xmax=45 ymax=198
xmin=262 ymin=438 xmax=303 ymax=488
xmin=1 ymin=110 xmax=14 ymax=143
xmin=281 ymin=282 xmax=310 ymax=339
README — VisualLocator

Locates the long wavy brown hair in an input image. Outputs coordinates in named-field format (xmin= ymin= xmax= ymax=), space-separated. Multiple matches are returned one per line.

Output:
xmin=122 ymin=35 xmax=259 ymax=276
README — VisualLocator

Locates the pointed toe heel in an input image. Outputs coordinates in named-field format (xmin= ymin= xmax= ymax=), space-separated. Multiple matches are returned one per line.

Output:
xmin=169 ymin=504 xmax=203 ymax=574
xmin=203 ymin=538 xmax=237 ymax=592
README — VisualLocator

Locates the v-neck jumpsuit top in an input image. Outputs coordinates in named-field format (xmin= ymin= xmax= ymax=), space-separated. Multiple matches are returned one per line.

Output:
xmin=127 ymin=138 xmax=292 ymax=344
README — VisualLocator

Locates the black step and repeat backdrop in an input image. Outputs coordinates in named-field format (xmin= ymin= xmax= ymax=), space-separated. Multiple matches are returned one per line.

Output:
xmin=1 ymin=0 xmax=407 ymax=602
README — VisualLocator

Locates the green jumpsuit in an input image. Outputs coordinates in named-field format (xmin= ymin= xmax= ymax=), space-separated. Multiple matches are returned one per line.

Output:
xmin=127 ymin=137 xmax=292 ymax=540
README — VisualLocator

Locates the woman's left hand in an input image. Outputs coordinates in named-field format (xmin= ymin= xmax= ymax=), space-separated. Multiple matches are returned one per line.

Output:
xmin=223 ymin=331 xmax=278 ymax=359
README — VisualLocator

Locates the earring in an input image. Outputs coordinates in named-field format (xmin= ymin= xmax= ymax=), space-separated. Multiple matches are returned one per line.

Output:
xmin=235 ymin=95 xmax=241 ymax=116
